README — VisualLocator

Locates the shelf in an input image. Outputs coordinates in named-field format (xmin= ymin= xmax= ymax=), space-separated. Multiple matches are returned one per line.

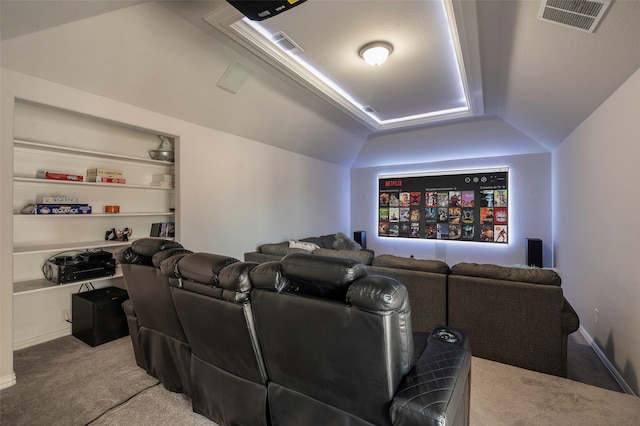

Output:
xmin=13 ymin=237 xmax=174 ymax=255
xmin=14 ymin=211 xmax=175 ymax=219
xmin=14 ymin=139 xmax=173 ymax=166
xmin=14 ymin=274 xmax=124 ymax=295
xmin=11 ymin=104 xmax=177 ymax=348
xmin=13 ymin=177 xmax=174 ymax=190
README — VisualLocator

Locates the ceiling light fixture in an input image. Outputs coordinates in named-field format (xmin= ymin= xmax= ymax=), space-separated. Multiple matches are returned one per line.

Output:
xmin=359 ymin=41 xmax=393 ymax=66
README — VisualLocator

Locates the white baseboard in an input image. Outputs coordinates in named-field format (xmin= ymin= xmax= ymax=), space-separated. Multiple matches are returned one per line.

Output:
xmin=13 ymin=328 xmax=71 ymax=351
xmin=578 ymin=326 xmax=636 ymax=396
xmin=0 ymin=372 xmax=17 ymax=390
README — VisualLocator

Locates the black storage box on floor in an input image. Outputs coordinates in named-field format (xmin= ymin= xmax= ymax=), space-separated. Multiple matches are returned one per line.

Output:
xmin=72 ymin=286 xmax=129 ymax=347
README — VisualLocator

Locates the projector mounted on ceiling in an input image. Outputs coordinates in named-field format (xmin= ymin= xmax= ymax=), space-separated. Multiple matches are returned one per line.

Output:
xmin=226 ymin=0 xmax=308 ymax=21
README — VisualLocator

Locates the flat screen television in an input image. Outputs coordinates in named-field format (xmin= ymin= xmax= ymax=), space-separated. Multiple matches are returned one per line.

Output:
xmin=378 ymin=167 xmax=509 ymax=243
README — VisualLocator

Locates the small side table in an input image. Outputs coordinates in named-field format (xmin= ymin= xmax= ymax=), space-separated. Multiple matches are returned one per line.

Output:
xmin=72 ymin=286 xmax=129 ymax=347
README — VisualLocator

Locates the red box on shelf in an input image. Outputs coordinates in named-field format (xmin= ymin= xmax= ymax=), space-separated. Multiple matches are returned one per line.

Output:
xmin=36 ymin=171 xmax=84 ymax=182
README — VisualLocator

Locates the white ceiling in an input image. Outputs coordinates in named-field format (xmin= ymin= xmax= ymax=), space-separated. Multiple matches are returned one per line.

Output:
xmin=2 ymin=0 xmax=640 ymax=167
xmin=265 ymin=1 xmax=467 ymax=120
xmin=206 ymin=0 xmax=480 ymax=131
xmin=0 ymin=0 xmax=145 ymax=40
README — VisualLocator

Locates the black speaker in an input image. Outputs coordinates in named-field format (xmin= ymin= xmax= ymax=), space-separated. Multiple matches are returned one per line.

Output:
xmin=72 ymin=287 xmax=129 ymax=347
xmin=526 ymin=238 xmax=543 ymax=268
xmin=353 ymin=231 xmax=366 ymax=249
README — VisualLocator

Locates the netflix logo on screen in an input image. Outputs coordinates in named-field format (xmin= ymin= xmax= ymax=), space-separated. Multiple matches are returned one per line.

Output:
xmin=378 ymin=168 xmax=509 ymax=243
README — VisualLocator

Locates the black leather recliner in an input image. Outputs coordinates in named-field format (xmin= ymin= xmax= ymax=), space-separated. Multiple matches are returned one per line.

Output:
xmin=115 ymin=238 xmax=193 ymax=395
xmin=122 ymin=245 xmax=471 ymax=426
xmin=249 ymin=253 xmax=472 ymax=426
xmin=165 ymin=253 xmax=269 ymax=426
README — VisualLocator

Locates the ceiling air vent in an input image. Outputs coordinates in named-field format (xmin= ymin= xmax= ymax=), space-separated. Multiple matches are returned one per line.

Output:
xmin=272 ymin=31 xmax=303 ymax=55
xmin=538 ymin=0 xmax=611 ymax=33
xmin=362 ymin=106 xmax=378 ymax=114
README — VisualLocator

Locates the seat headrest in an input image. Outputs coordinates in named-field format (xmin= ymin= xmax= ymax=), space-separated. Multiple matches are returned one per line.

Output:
xmin=250 ymin=261 xmax=290 ymax=292
xmin=115 ymin=239 xmax=185 ymax=265
xmin=219 ymin=262 xmax=257 ymax=293
xmin=152 ymin=247 xmax=193 ymax=267
xmin=159 ymin=253 xmax=192 ymax=278
xmin=131 ymin=238 xmax=183 ymax=257
xmin=347 ymin=275 xmax=409 ymax=312
xmin=281 ymin=253 xmax=367 ymax=293
xmin=172 ymin=252 xmax=239 ymax=285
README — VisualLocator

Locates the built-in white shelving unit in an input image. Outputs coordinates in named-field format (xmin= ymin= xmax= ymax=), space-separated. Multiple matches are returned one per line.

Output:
xmin=11 ymin=100 xmax=178 ymax=348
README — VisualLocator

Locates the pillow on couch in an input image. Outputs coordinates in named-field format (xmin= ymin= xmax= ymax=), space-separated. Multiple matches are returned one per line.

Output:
xmin=289 ymin=240 xmax=320 ymax=252
xmin=451 ymin=262 xmax=561 ymax=285
xmin=313 ymin=248 xmax=373 ymax=265
xmin=300 ymin=234 xmax=336 ymax=249
xmin=371 ymin=254 xmax=450 ymax=274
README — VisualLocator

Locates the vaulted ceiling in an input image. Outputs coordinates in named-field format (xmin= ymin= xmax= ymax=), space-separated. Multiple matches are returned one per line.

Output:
xmin=2 ymin=1 xmax=639 ymax=168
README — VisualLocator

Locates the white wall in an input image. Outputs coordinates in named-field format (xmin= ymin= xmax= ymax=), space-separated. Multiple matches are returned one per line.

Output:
xmin=351 ymin=153 xmax=552 ymax=266
xmin=175 ymin=119 xmax=350 ymax=258
xmin=0 ymin=69 xmax=350 ymax=387
xmin=353 ymin=116 xmax=548 ymax=168
xmin=553 ymin=67 xmax=640 ymax=395
xmin=0 ymin=2 xmax=368 ymax=167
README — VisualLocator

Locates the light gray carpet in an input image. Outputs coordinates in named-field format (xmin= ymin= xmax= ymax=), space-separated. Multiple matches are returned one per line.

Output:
xmin=471 ymin=356 xmax=640 ymax=425
xmin=567 ymin=330 xmax=623 ymax=392
xmin=0 ymin=335 xmax=160 ymax=426
xmin=1 ymin=333 xmax=639 ymax=425
xmin=90 ymin=384 xmax=214 ymax=426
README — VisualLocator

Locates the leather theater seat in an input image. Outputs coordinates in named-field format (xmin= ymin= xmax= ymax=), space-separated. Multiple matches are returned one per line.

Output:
xmin=249 ymin=253 xmax=472 ymax=426
xmin=120 ymin=244 xmax=472 ymax=426
xmin=115 ymin=238 xmax=192 ymax=395
xmin=165 ymin=253 xmax=269 ymax=426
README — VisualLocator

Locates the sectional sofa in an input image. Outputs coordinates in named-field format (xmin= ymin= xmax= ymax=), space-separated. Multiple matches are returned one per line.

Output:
xmin=244 ymin=234 xmax=580 ymax=377
xmin=117 ymin=239 xmax=472 ymax=426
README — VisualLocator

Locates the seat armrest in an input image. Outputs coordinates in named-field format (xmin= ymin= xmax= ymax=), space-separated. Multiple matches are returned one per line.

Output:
xmin=115 ymin=246 xmax=148 ymax=265
xmin=362 ymin=248 xmax=375 ymax=257
xmin=391 ymin=327 xmax=471 ymax=426
xmin=122 ymin=298 xmax=135 ymax=317
xmin=561 ymin=297 xmax=580 ymax=334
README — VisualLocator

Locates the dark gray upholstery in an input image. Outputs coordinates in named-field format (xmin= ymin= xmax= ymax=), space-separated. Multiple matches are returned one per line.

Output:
xmin=245 ymin=244 xmax=580 ymax=377
xmin=246 ymin=248 xmax=448 ymax=334
xmin=448 ymin=263 xmax=579 ymax=377
xmin=250 ymin=253 xmax=471 ymax=426
xmin=451 ymin=262 xmax=561 ymax=285
xmin=166 ymin=253 xmax=269 ymax=426
xmin=115 ymin=238 xmax=192 ymax=394
xmin=372 ymin=254 xmax=450 ymax=274
xmin=121 ymin=299 xmax=143 ymax=369
xmin=122 ymin=246 xmax=472 ymax=426
xmin=391 ymin=327 xmax=471 ymax=426
xmin=366 ymin=264 xmax=448 ymax=333
xmin=244 ymin=233 xmax=375 ymax=265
